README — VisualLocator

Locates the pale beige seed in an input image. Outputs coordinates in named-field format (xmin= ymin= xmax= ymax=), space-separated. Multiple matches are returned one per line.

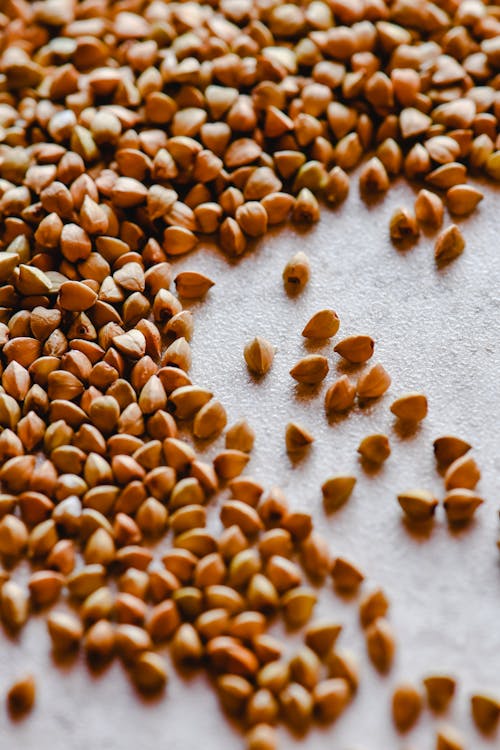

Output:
xmin=444 ymin=454 xmax=480 ymax=490
xmin=357 ymin=363 xmax=391 ymax=399
xmin=358 ymin=434 xmax=390 ymax=464
xmin=433 ymin=436 xmax=471 ymax=466
xmin=282 ymin=251 xmax=310 ymax=289
xmin=392 ymin=683 xmax=423 ymax=732
xmin=225 ymin=420 xmax=255 ymax=453
xmin=290 ymin=355 xmax=328 ymax=385
xmin=302 ymin=309 xmax=339 ymax=339
xmin=446 ymin=185 xmax=483 ymax=216
xmin=331 ymin=558 xmax=364 ymax=593
xmin=398 ymin=490 xmax=438 ymax=522
xmin=366 ymin=618 xmax=395 ymax=673
xmin=285 ymin=422 xmax=314 ymax=453
xmin=390 ymin=208 xmax=419 ymax=242
xmin=334 ymin=335 xmax=374 ymax=363
xmin=471 ymin=694 xmax=500 ymax=734
xmin=415 ymin=189 xmax=444 ymax=229
xmin=322 ymin=475 xmax=356 ymax=512
xmin=193 ymin=399 xmax=227 ymax=439
xmin=313 ymin=678 xmax=350 ymax=722
xmin=174 ymin=271 xmax=215 ymax=298
xmin=359 ymin=588 xmax=389 ymax=629
xmin=423 ymin=675 xmax=456 ymax=713
xmin=244 ymin=337 xmax=275 ymax=376
xmin=324 ymin=376 xmax=356 ymax=413
xmin=7 ymin=675 xmax=35 ymax=715
xmin=434 ymin=224 xmax=465 ymax=264
xmin=444 ymin=489 xmax=483 ymax=524
xmin=436 ymin=724 xmax=465 ymax=750
xmin=390 ymin=393 xmax=428 ymax=422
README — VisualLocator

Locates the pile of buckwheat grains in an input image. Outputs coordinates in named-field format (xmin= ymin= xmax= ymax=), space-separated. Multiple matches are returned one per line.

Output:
xmin=0 ymin=0 xmax=499 ymax=746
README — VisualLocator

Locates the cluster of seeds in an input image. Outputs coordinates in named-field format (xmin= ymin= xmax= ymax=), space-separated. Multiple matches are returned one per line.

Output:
xmin=398 ymin=435 xmax=483 ymax=526
xmin=0 ymin=0 xmax=498 ymax=746
xmin=390 ymin=675 xmax=500 ymax=746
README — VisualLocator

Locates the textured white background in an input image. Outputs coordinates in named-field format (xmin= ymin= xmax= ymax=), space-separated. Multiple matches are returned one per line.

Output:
xmin=1 ymin=175 xmax=500 ymax=749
